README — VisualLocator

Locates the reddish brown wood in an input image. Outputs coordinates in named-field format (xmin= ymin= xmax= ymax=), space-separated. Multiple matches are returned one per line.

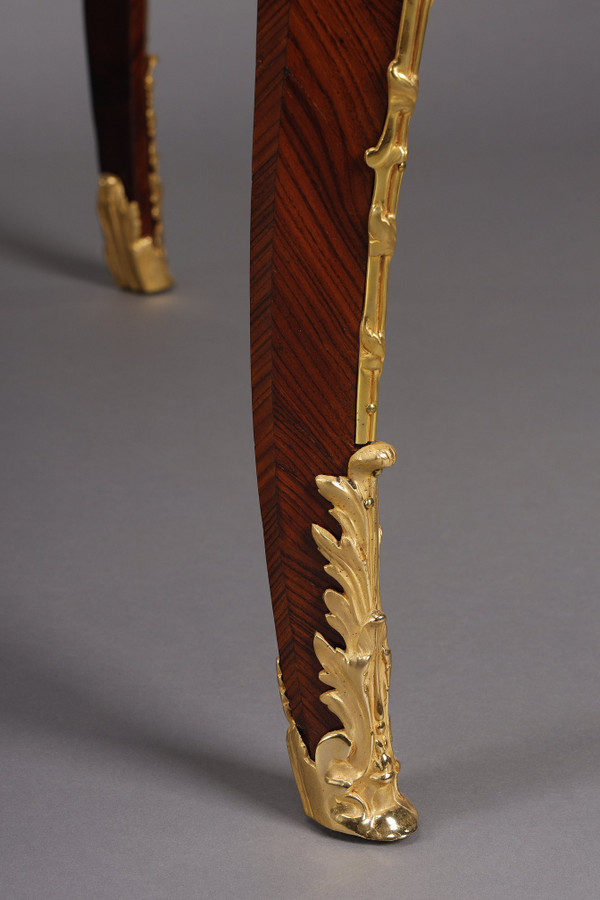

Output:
xmin=251 ymin=0 xmax=404 ymax=757
xmin=84 ymin=0 xmax=153 ymax=237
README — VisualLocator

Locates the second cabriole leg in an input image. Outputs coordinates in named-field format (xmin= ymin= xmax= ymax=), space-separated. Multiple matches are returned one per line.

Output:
xmin=84 ymin=0 xmax=172 ymax=293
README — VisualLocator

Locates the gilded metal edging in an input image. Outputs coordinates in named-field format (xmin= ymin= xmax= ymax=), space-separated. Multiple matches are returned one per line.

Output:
xmin=356 ymin=0 xmax=433 ymax=443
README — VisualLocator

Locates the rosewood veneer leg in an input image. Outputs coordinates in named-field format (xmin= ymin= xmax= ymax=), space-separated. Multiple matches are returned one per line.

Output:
xmin=251 ymin=0 xmax=432 ymax=840
xmin=84 ymin=0 xmax=172 ymax=293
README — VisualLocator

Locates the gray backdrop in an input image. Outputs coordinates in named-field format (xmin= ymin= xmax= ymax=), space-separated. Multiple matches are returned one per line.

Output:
xmin=1 ymin=1 xmax=599 ymax=898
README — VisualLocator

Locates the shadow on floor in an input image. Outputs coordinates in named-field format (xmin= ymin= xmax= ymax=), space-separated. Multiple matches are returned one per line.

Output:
xmin=0 ymin=220 xmax=109 ymax=287
xmin=0 ymin=637 xmax=297 ymax=824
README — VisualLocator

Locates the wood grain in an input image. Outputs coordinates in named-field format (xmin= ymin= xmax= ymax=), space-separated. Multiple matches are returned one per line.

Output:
xmin=84 ymin=0 xmax=153 ymax=237
xmin=251 ymin=0 xmax=404 ymax=757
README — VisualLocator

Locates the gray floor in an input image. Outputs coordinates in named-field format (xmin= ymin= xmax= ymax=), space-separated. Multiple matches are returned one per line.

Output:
xmin=2 ymin=2 xmax=599 ymax=898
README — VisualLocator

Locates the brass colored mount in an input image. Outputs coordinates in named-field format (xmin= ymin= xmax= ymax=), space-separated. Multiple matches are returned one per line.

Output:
xmin=278 ymin=443 xmax=417 ymax=841
xmin=356 ymin=0 xmax=433 ymax=443
xmin=97 ymin=175 xmax=172 ymax=294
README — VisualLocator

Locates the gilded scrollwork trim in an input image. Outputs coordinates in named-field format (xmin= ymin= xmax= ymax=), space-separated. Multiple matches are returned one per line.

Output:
xmin=144 ymin=55 xmax=165 ymax=250
xmin=278 ymin=442 xmax=417 ymax=841
xmin=356 ymin=0 xmax=433 ymax=443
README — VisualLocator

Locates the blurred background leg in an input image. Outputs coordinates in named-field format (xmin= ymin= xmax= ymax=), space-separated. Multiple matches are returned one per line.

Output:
xmin=84 ymin=0 xmax=172 ymax=293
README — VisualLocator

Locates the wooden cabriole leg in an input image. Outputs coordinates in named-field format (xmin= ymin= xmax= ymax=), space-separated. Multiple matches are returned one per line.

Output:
xmin=251 ymin=0 xmax=432 ymax=840
xmin=84 ymin=0 xmax=172 ymax=293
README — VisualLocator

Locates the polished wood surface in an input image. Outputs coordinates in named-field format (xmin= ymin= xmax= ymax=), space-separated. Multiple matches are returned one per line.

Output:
xmin=84 ymin=0 xmax=153 ymax=237
xmin=251 ymin=0 xmax=404 ymax=756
